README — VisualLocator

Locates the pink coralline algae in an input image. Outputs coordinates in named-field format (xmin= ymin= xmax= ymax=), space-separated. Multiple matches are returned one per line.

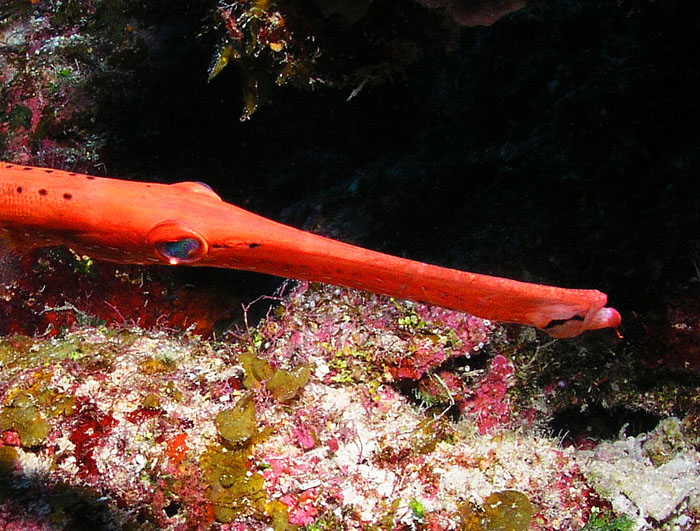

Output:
xmin=390 ymin=305 xmax=492 ymax=381
xmin=459 ymin=354 xmax=515 ymax=434
xmin=0 ymin=5 xmax=103 ymax=168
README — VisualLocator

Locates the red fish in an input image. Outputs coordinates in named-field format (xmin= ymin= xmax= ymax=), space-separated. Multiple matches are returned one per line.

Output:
xmin=0 ymin=162 xmax=621 ymax=338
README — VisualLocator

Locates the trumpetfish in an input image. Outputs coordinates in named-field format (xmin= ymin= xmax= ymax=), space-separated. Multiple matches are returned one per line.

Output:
xmin=0 ymin=162 xmax=621 ymax=338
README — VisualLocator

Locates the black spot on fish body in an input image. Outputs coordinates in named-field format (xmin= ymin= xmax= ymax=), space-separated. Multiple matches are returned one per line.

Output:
xmin=38 ymin=189 xmax=47 ymax=196
xmin=16 ymin=187 xmax=22 ymax=193
xmin=63 ymin=193 xmax=72 ymax=200
xmin=248 ymin=243 xmax=260 ymax=249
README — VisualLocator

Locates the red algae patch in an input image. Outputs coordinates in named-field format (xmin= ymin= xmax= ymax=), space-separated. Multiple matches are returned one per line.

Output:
xmin=0 ymin=249 xmax=231 ymax=337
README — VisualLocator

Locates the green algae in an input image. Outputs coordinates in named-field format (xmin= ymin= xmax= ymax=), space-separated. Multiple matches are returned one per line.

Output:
xmin=140 ymin=392 xmax=161 ymax=410
xmin=203 ymin=392 xmax=295 ymax=527
xmin=138 ymin=356 xmax=177 ymax=375
xmin=240 ymin=351 xmax=275 ymax=389
xmin=200 ymin=439 xmax=293 ymax=526
xmin=376 ymin=498 xmax=402 ymax=529
xmin=266 ymin=365 xmax=311 ymax=402
xmin=215 ymin=394 xmax=258 ymax=447
xmin=408 ymin=499 xmax=424 ymax=521
xmin=459 ymin=490 xmax=534 ymax=531
xmin=302 ymin=514 xmax=344 ymax=531
xmin=0 ymin=391 xmax=51 ymax=447
xmin=240 ymin=352 xmax=310 ymax=403
xmin=0 ymin=336 xmax=39 ymax=368
xmin=412 ymin=415 xmax=456 ymax=454
xmin=642 ymin=416 xmax=688 ymax=466
xmin=267 ymin=499 xmax=299 ymax=531
xmin=327 ymin=344 xmax=375 ymax=384
xmin=582 ymin=507 xmax=635 ymax=531
xmin=482 ymin=491 xmax=534 ymax=531
xmin=43 ymin=390 xmax=76 ymax=417
xmin=201 ymin=443 xmax=266 ymax=521
xmin=0 ymin=334 xmax=116 ymax=372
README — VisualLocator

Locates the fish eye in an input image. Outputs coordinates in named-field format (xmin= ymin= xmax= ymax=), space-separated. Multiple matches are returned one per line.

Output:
xmin=148 ymin=221 xmax=208 ymax=265
xmin=157 ymin=238 xmax=201 ymax=264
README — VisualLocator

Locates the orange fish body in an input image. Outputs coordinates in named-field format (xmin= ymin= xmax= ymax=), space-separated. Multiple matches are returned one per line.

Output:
xmin=0 ymin=162 xmax=621 ymax=338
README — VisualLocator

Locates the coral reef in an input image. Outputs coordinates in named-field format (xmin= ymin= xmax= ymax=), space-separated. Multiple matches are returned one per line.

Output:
xmin=0 ymin=0 xmax=212 ymax=171
xmin=578 ymin=418 xmax=700 ymax=528
xmin=0 ymin=271 xmax=698 ymax=528
xmin=0 ymin=0 xmax=130 ymax=169
xmin=208 ymin=0 xmax=458 ymax=119
xmin=0 ymin=281 xmax=585 ymax=529
xmin=0 ymin=248 xmax=230 ymax=337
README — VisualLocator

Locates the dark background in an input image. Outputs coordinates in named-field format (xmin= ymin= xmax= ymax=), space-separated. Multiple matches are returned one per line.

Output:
xmin=98 ymin=0 xmax=700 ymax=338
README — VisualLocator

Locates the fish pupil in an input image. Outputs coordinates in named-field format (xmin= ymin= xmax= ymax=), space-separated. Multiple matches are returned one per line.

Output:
xmin=160 ymin=238 xmax=200 ymax=260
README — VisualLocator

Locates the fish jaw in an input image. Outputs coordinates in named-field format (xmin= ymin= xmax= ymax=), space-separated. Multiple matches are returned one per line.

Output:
xmin=540 ymin=305 xmax=623 ymax=339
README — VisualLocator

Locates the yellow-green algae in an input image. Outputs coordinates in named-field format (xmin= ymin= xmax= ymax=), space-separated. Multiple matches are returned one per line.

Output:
xmin=200 ymin=442 xmax=267 ymax=522
xmin=240 ymin=351 xmax=310 ymax=402
xmin=0 ymin=335 xmax=112 ymax=447
xmin=215 ymin=394 xmax=258 ymax=447
xmin=139 ymin=392 xmax=162 ymax=410
xmin=199 ymin=349 xmax=313 ymax=527
xmin=0 ymin=391 xmax=51 ymax=447
xmin=202 ymin=393 xmax=296 ymax=529
xmin=0 ymin=330 xmax=139 ymax=373
xmin=138 ymin=355 xmax=178 ymax=375
xmin=459 ymin=490 xmax=535 ymax=531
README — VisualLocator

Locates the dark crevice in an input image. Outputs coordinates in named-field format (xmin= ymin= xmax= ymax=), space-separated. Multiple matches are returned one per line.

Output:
xmin=549 ymin=405 xmax=661 ymax=447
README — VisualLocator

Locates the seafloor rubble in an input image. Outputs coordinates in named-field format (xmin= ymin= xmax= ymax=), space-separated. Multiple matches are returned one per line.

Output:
xmin=0 ymin=255 xmax=698 ymax=529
